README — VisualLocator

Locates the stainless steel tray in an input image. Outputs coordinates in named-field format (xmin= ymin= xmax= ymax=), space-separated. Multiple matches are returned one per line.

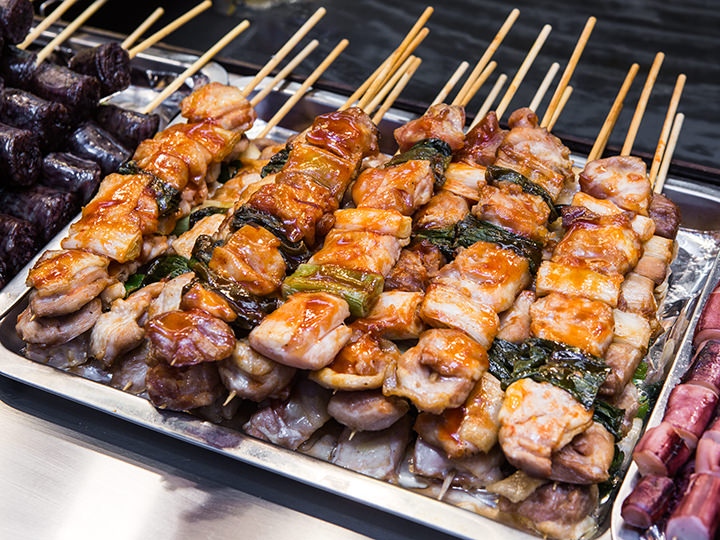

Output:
xmin=2 ymin=29 xmax=720 ymax=540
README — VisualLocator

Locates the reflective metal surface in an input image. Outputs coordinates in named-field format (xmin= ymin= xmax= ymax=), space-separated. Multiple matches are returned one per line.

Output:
xmin=3 ymin=27 xmax=720 ymax=540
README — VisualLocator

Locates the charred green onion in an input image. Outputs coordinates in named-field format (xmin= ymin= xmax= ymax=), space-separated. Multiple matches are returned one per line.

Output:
xmin=455 ymin=215 xmax=543 ymax=273
xmin=188 ymin=205 xmax=229 ymax=230
xmin=282 ymin=263 xmax=384 ymax=317
xmin=217 ymin=159 xmax=244 ymax=184
xmin=231 ymin=205 xmax=309 ymax=272
xmin=486 ymin=166 xmax=559 ymax=222
xmin=147 ymin=177 xmax=181 ymax=217
xmin=124 ymin=254 xmax=192 ymax=297
xmin=383 ymin=138 xmax=452 ymax=189
xmin=593 ymin=400 xmax=625 ymax=440
xmin=414 ymin=225 xmax=456 ymax=260
xmin=261 ymin=146 xmax=290 ymax=177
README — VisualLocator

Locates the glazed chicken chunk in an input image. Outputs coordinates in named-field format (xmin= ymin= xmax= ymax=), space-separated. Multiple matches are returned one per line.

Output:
xmin=579 ymin=155 xmax=652 ymax=215
xmin=473 ymin=183 xmax=551 ymax=242
xmin=394 ymin=103 xmax=466 ymax=153
xmin=180 ymin=82 xmax=257 ymax=132
xmin=499 ymin=379 xmax=594 ymax=478
xmin=352 ymin=159 xmax=435 ymax=215
xmin=383 ymin=329 xmax=488 ymax=414
xmin=249 ymin=292 xmax=352 ymax=370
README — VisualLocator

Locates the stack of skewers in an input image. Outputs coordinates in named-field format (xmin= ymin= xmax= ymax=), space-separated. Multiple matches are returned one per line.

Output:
xmin=0 ymin=0 xmax=225 ymax=288
xmin=8 ymin=4 xmax=697 ymax=539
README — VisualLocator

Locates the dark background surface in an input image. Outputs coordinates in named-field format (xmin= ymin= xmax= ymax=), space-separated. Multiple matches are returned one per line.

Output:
xmin=62 ymin=0 xmax=720 ymax=176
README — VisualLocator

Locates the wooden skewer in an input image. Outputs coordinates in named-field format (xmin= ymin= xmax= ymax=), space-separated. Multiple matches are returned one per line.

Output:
xmin=372 ymin=56 xmax=422 ymax=124
xmin=452 ymin=8 xmax=520 ymax=106
xmin=121 ymin=7 xmax=165 ymax=50
xmin=649 ymin=73 xmax=686 ymax=184
xmin=223 ymin=391 xmax=237 ymax=407
xmin=35 ymin=0 xmax=108 ymax=65
xmin=141 ymin=20 xmax=251 ymax=115
xmin=621 ymin=52 xmax=664 ymax=155
xmin=358 ymin=26 xmax=429 ymax=110
xmin=341 ymin=6 xmax=433 ymax=110
xmin=586 ymin=63 xmax=639 ymax=162
xmin=431 ymin=60 xmax=469 ymax=106
xmin=529 ymin=62 xmax=559 ymax=112
xmin=241 ymin=7 xmax=327 ymax=98
xmin=18 ymin=0 xmax=80 ymax=50
xmin=250 ymin=39 xmax=320 ymax=107
xmin=654 ymin=112 xmax=684 ymax=193
xmin=357 ymin=7 xmax=433 ymax=108
xmin=540 ymin=16 xmax=596 ymax=128
xmin=469 ymin=73 xmax=507 ymax=129
xmin=547 ymin=85 xmax=573 ymax=131
xmin=495 ymin=24 xmax=552 ymax=120
xmin=128 ymin=0 xmax=212 ymax=59
xmin=458 ymin=60 xmax=496 ymax=107
xmin=364 ymin=54 xmax=416 ymax=114
xmin=257 ymin=39 xmax=349 ymax=138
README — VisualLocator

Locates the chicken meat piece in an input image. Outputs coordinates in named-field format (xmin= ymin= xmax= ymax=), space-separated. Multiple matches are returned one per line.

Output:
xmin=498 ymin=482 xmax=598 ymax=540
xmin=571 ymin=191 xmax=656 ymax=242
xmin=147 ymin=272 xmax=195 ymax=318
xmin=549 ymin=422 xmax=615 ymax=484
xmin=433 ymin=240 xmax=531 ymax=312
xmin=355 ymin=291 xmax=425 ymax=340
xmin=442 ymin=163 xmax=486 ymax=201
xmin=420 ymin=283 xmax=499 ymax=349
xmin=579 ymin=155 xmax=652 ymax=215
xmin=158 ymin=122 xmax=245 ymax=165
xmin=383 ymin=329 xmax=488 ymax=414
xmin=180 ymin=82 xmax=257 ymax=132
xmin=499 ymin=379 xmax=594 ymax=478
xmin=394 ymin=103 xmax=465 ymax=153
xmin=412 ymin=437 xmax=505 ymax=488
xmin=333 ymin=208 xmax=412 ymax=239
xmin=454 ymin=111 xmax=506 ymax=167
xmin=536 ymin=260 xmax=623 ymax=307
xmin=249 ymin=292 xmax=352 ymax=369
xmin=473 ymin=183 xmax=551 ymax=242
xmin=180 ymin=281 xmax=237 ymax=323
xmin=170 ymin=213 xmax=225 ymax=260
xmin=328 ymin=390 xmax=409 ymax=431
xmin=414 ymin=190 xmax=469 ymax=231
xmin=530 ymin=292 xmax=614 ymax=357
xmin=209 ymin=224 xmax=286 ymax=295
xmin=109 ymin=343 xmax=151 ymax=394
xmin=415 ymin=371 xmax=504 ymax=457
xmin=618 ymin=272 xmax=658 ymax=319
xmin=213 ymin=171 xmax=272 ymax=208
xmin=352 ymin=159 xmax=435 ymax=215
xmin=648 ymin=192 xmax=681 ymax=240
xmin=497 ymin=290 xmax=536 ymax=343
xmin=17 ymin=298 xmax=102 ymax=346
xmin=494 ymin=108 xmax=574 ymax=200
xmin=310 ymin=326 xmax=401 ymax=390
xmin=600 ymin=341 xmax=644 ymax=397
xmin=302 ymin=106 xmax=378 ymax=161
xmin=25 ymin=332 xmax=89 ymax=369
xmin=243 ymin=377 xmax=332 ymax=450
xmin=384 ymin=240 xmax=445 ymax=292
xmin=218 ymin=339 xmax=296 ymax=402
xmin=146 ymin=362 xmax=223 ymax=411
xmin=27 ymin=249 xmax=111 ymax=317
xmin=90 ymin=282 xmax=164 ymax=367
xmin=308 ymin=229 xmax=403 ymax=276
xmin=332 ymin=414 xmax=411 ymax=481
xmin=553 ymin=207 xmax=642 ymax=277
xmin=146 ymin=308 xmax=236 ymax=366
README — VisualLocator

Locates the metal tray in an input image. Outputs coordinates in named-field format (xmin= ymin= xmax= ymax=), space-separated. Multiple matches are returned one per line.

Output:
xmin=2 ymin=28 xmax=720 ymax=540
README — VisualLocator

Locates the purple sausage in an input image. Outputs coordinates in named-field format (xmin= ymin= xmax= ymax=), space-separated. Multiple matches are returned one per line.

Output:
xmin=65 ymin=122 xmax=131 ymax=176
xmin=664 ymin=383 xmax=719 ymax=441
xmin=41 ymin=152 xmax=102 ymax=203
xmin=0 ymin=213 xmax=36 ymax=273
xmin=0 ymin=121 xmax=40 ymax=187
xmin=0 ymin=0 xmax=33 ymax=44
xmin=0 ymin=88 xmax=72 ymax=151
xmin=686 ymin=340 xmax=720 ymax=394
xmin=695 ymin=288 xmax=720 ymax=348
xmin=68 ymin=43 xmax=131 ymax=97
xmin=0 ymin=185 xmax=78 ymax=242
xmin=621 ymin=474 xmax=675 ymax=529
xmin=634 ymin=422 xmax=695 ymax=477
xmin=94 ymin=104 xmax=160 ymax=149
xmin=666 ymin=473 xmax=720 ymax=540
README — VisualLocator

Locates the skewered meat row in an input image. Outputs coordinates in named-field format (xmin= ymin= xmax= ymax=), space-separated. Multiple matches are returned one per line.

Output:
xmin=16 ymin=83 xmax=256 ymax=349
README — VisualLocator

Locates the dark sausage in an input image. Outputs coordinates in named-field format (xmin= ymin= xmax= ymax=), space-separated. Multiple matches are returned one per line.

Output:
xmin=0 ymin=121 xmax=41 ymax=187
xmin=68 ymin=42 xmax=131 ymax=96
xmin=0 ymin=212 xmax=36 ymax=273
xmin=94 ymin=104 xmax=160 ymax=148
xmin=65 ymin=122 xmax=131 ymax=175
xmin=41 ymin=152 xmax=102 ymax=203
xmin=0 ymin=0 xmax=33 ymax=44
xmin=0 ymin=185 xmax=78 ymax=242
xmin=0 ymin=88 xmax=72 ymax=150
